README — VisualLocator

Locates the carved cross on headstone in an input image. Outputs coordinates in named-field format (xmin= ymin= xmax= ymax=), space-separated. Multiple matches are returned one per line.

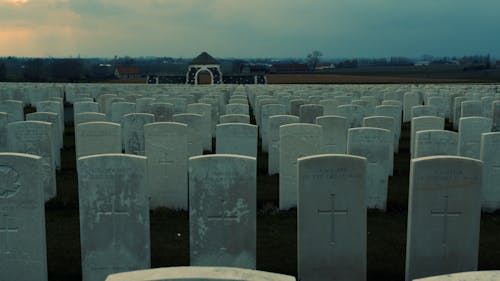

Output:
xmin=0 ymin=212 xmax=18 ymax=254
xmin=157 ymin=150 xmax=174 ymax=179
xmin=317 ymin=194 xmax=348 ymax=245
xmin=96 ymin=197 xmax=130 ymax=247
xmin=431 ymin=195 xmax=462 ymax=245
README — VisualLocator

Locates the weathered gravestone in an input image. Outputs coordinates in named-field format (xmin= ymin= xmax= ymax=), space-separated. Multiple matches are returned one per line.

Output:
xmin=216 ymin=124 xmax=257 ymax=158
xmin=363 ymin=116 xmax=395 ymax=174
xmin=187 ymin=103 xmax=213 ymax=151
xmin=7 ymin=121 xmax=56 ymax=201
xmin=404 ymin=92 xmax=421 ymax=122
xmin=189 ymin=155 xmax=256 ymax=269
xmin=298 ymin=154 xmax=367 ymax=281
xmin=337 ymin=104 xmax=363 ymax=128
xmin=299 ymin=104 xmax=324 ymax=124
xmin=75 ymin=112 xmax=107 ymax=125
xmin=26 ymin=112 xmax=61 ymax=169
xmin=347 ymin=127 xmax=391 ymax=210
xmin=111 ymin=102 xmax=136 ymax=123
xmin=105 ymin=266 xmax=295 ymax=281
xmin=121 ymin=113 xmax=155 ymax=155
xmin=0 ymin=100 xmax=23 ymax=123
xmin=149 ymin=102 xmax=173 ymax=122
xmin=36 ymin=100 xmax=64 ymax=135
xmin=135 ymin=98 xmax=155 ymax=113
xmin=219 ymin=114 xmax=250 ymax=124
xmin=452 ymin=96 xmax=467 ymax=130
xmin=226 ymin=103 xmax=249 ymax=115
xmin=76 ymin=122 xmax=122 ymax=158
xmin=289 ymin=99 xmax=307 ymax=116
xmin=0 ymin=112 xmax=6 ymax=151
xmin=427 ymin=96 xmax=448 ymax=119
xmin=480 ymin=132 xmax=500 ymax=212
xmin=374 ymin=104 xmax=402 ymax=151
xmin=413 ymin=271 xmax=500 ymax=281
xmin=458 ymin=117 xmax=492 ymax=159
xmin=315 ymin=115 xmax=348 ymax=154
xmin=173 ymin=113 xmax=203 ymax=157
xmin=74 ymin=101 xmax=99 ymax=119
xmin=279 ymin=123 xmax=322 ymax=210
xmin=491 ymin=101 xmax=500 ymax=132
xmin=405 ymin=156 xmax=482 ymax=281
xmin=268 ymin=115 xmax=300 ymax=175
xmin=319 ymin=99 xmax=340 ymax=115
xmin=261 ymin=104 xmax=287 ymax=153
xmin=0 ymin=153 xmax=47 ymax=281
xmin=145 ymin=122 xmax=188 ymax=209
xmin=411 ymin=116 xmax=444 ymax=158
xmin=414 ymin=130 xmax=458 ymax=158
xmin=78 ymin=154 xmax=150 ymax=281
xmin=411 ymin=105 xmax=437 ymax=119
xmin=460 ymin=100 xmax=483 ymax=118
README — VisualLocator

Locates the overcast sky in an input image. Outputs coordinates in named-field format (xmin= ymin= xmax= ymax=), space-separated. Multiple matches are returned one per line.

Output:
xmin=0 ymin=0 xmax=499 ymax=59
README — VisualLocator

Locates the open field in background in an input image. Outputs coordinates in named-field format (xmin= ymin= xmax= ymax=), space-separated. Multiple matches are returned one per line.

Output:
xmin=33 ymin=103 xmax=500 ymax=281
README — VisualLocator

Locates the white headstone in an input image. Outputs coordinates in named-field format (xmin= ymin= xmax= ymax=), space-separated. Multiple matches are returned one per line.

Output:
xmin=458 ymin=116 xmax=492 ymax=160
xmin=105 ymin=266 xmax=295 ymax=281
xmin=173 ymin=113 xmax=203 ymax=157
xmin=0 ymin=112 xmax=7 ymax=151
xmin=121 ymin=113 xmax=155 ymax=155
xmin=298 ymin=154 xmax=366 ymax=281
xmin=411 ymin=116 xmax=445 ymax=158
xmin=75 ymin=112 xmax=107 ymax=125
xmin=315 ymin=115 xmax=348 ymax=154
xmin=226 ymin=103 xmax=249 ymax=115
xmin=319 ymin=99 xmax=340 ymax=115
xmin=299 ymin=104 xmax=324 ymax=124
xmin=0 ymin=153 xmax=47 ymax=281
xmin=404 ymin=92 xmax=421 ymax=122
xmin=414 ymin=130 xmax=458 ymax=158
xmin=36 ymin=101 xmax=64 ymax=135
xmin=187 ymin=103 xmax=213 ymax=151
xmin=149 ymin=102 xmax=173 ymax=122
xmin=347 ymin=127 xmax=391 ymax=210
xmin=145 ymin=122 xmax=188 ymax=209
xmin=480 ymin=132 xmax=500 ymax=212
xmin=219 ymin=114 xmax=250 ymax=124
xmin=0 ymin=100 xmax=24 ymax=123
xmin=111 ymin=102 xmax=136 ymax=123
xmin=411 ymin=105 xmax=437 ymax=119
xmin=460 ymin=100 xmax=483 ymax=118
xmin=216 ymin=123 xmax=257 ymax=158
xmin=74 ymin=101 xmax=99 ymax=119
xmin=261 ymin=104 xmax=287 ymax=153
xmin=7 ymin=121 xmax=56 ymax=201
xmin=268 ymin=115 xmax=300 ymax=175
xmin=491 ymin=101 xmax=500 ymax=132
xmin=26 ymin=112 xmax=61 ymax=169
xmin=337 ymin=104 xmax=363 ymax=128
xmin=405 ymin=156 xmax=482 ymax=281
xmin=279 ymin=123 xmax=322 ymax=210
xmin=78 ymin=154 xmax=150 ymax=281
xmin=363 ymin=115 xmax=396 ymax=172
xmin=76 ymin=122 xmax=121 ymax=158
xmin=189 ymin=154 xmax=256 ymax=269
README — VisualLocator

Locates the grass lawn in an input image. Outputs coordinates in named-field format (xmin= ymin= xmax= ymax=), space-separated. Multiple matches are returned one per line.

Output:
xmin=43 ymin=108 xmax=500 ymax=281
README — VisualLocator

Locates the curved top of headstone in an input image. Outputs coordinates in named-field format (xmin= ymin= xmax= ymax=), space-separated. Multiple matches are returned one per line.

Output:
xmin=190 ymin=52 xmax=220 ymax=65
xmin=413 ymin=271 xmax=500 ymax=281
xmin=105 ymin=266 xmax=295 ymax=281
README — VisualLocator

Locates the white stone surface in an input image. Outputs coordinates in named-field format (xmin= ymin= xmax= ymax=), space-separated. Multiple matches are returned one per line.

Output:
xmin=145 ymin=122 xmax=188 ymax=209
xmin=0 ymin=153 xmax=47 ymax=281
xmin=268 ymin=115 xmax=300 ymax=175
xmin=347 ymin=127 xmax=391 ymax=210
xmin=460 ymin=100 xmax=483 ymax=118
xmin=289 ymin=99 xmax=307 ymax=116
xmin=111 ymin=102 xmax=136 ymax=123
xmin=279 ymin=123 xmax=322 ymax=210
xmin=337 ymin=104 xmax=363 ymax=127
xmin=363 ymin=116 xmax=396 ymax=173
xmin=216 ymin=123 xmax=257 ymax=158
xmin=316 ymin=115 xmax=348 ymax=154
xmin=187 ymin=103 xmax=213 ymax=150
xmin=411 ymin=105 xmax=437 ymax=119
xmin=0 ymin=100 xmax=24 ymax=123
xmin=78 ymin=154 xmax=150 ymax=281
xmin=404 ymin=92 xmax=421 ymax=122
xmin=405 ymin=156 xmax=482 ymax=281
xmin=298 ymin=154 xmax=367 ymax=281
xmin=492 ymin=101 xmax=500 ymax=132
xmin=173 ymin=113 xmax=204 ymax=157
xmin=76 ymin=122 xmax=122 ymax=158
xmin=74 ymin=101 xmax=99 ymax=119
xmin=149 ymin=102 xmax=173 ymax=122
xmin=413 ymin=271 xmax=500 ymax=281
xmin=261 ymin=104 xmax=287 ymax=153
xmin=189 ymin=154 xmax=256 ymax=269
xmin=135 ymin=98 xmax=155 ymax=113
xmin=75 ymin=112 xmax=107 ymax=125
xmin=414 ymin=130 xmax=458 ymax=158
xmin=219 ymin=114 xmax=250 ymax=124
xmin=374 ymin=104 xmax=402 ymax=151
xmin=0 ymin=112 xmax=6 ymax=151
xmin=226 ymin=103 xmax=249 ymax=115
xmin=452 ymin=97 xmax=467 ymax=130
xmin=36 ymin=100 xmax=64 ymax=135
xmin=458 ymin=117 xmax=492 ymax=159
xmin=105 ymin=266 xmax=295 ymax=281
xmin=319 ymin=99 xmax=340 ymax=115
xmin=299 ymin=104 xmax=324 ymax=124
xmin=121 ymin=113 xmax=155 ymax=155
xmin=7 ymin=121 xmax=56 ymax=201
xmin=26 ymin=112 xmax=61 ymax=169
xmin=480 ymin=132 xmax=500 ymax=212
xmin=411 ymin=116 xmax=445 ymax=158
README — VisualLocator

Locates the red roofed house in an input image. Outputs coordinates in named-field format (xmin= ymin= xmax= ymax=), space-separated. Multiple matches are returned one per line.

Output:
xmin=115 ymin=66 xmax=142 ymax=79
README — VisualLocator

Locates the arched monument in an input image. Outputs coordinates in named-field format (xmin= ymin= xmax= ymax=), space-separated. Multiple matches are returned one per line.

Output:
xmin=186 ymin=52 xmax=223 ymax=85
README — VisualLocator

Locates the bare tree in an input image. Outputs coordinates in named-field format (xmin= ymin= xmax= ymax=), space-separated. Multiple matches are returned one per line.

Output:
xmin=306 ymin=50 xmax=323 ymax=71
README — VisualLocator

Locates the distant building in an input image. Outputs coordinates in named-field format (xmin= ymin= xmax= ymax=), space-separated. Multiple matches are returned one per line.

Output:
xmin=314 ymin=63 xmax=336 ymax=71
xmin=115 ymin=66 xmax=141 ymax=79
xmin=148 ymin=52 xmax=267 ymax=85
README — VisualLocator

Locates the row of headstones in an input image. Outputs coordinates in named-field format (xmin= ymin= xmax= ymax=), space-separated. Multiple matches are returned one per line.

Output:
xmin=0 ymin=152 xmax=487 ymax=281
